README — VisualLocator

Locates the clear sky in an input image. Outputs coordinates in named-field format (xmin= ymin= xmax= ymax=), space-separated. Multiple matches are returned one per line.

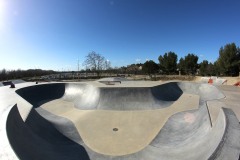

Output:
xmin=0 ymin=0 xmax=240 ymax=71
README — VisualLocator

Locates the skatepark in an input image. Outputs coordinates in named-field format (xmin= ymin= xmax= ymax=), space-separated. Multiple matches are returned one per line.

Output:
xmin=0 ymin=78 xmax=240 ymax=160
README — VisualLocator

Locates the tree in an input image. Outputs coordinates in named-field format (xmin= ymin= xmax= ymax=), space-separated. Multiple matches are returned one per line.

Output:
xmin=83 ymin=51 xmax=106 ymax=77
xmin=0 ymin=68 xmax=55 ymax=81
xmin=0 ymin=69 xmax=7 ymax=81
xmin=126 ymin=64 xmax=141 ymax=74
xmin=199 ymin=60 xmax=209 ymax=76
xmin=178 ymin=54 xmax=198 ymax=75
xmin=199 ymin=60 xmax=219 ymax=76
xmin=216 ymin=43 xmax=240 ymax=76
xmin=207 ymin=62 xmax=218 ymax=76
xmin=178 ymin=57 xmax=185 ymax=74
xmin=158 ymin=52 xmax=178 ymax=74
xmin=142 ymin=60 xmax=159 ymax=76
xmin=104 ymin=60 xmax=111 ymax=70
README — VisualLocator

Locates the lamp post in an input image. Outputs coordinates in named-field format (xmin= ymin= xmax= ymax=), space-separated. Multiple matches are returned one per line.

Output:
xmin=77 ymin=59 xmax=80 ymax=80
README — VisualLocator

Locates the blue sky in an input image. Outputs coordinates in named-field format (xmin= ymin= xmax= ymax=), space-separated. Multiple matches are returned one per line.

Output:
xmin=0 ymin=0 xmax=240 ymax=71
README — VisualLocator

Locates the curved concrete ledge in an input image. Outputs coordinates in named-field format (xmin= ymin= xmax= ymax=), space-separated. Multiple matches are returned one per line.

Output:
xmin=2 ymin=81 xmax=239 ymax=159
xmin=6 ymin=104 xmax=90 ymax=160
xmin=209 ymin=108 xmax=240 ymax=160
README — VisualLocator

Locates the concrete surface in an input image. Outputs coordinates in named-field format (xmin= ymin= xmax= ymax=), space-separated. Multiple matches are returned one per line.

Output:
xmin=0 ymin=80 xmax=239 ymax=160
xmin=40 ymin=93 xmax=199 ymax=155
xmin=200 ymin=77 xmax=227 ymax=85
xmin=217 ymin=85 xmax=240 ymax=121
xmin=0 ymin=79 xmax=25 ymax=87
xmin=6 ymin=104 xmax=90 ymax=160
xmin=0 ymin=82 xmax=35 ymax=160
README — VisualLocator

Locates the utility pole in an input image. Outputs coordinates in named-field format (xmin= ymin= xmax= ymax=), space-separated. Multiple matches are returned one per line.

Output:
xmin=78 ymin=59 xmax=80 ymax=80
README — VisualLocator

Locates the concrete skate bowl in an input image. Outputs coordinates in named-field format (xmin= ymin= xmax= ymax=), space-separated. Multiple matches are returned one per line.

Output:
xmin=6 ymin=82 xmax=240 ymax=160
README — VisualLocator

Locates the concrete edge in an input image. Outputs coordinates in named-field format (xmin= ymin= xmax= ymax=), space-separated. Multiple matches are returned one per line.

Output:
xmin=208 ymin=108 xmax=240 ymax=160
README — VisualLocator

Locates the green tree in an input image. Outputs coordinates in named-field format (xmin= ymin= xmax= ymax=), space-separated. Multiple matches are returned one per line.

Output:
xmin=158 ymin=52 xmax=178 ymax=74
xmin=199 ymin=60 xmax=209 ymax=76
xmin=178 ymin=58 xmax=185 ymax=74
xmin=178 ymin=54 xmax=198 ymax=75
xmin=0 ymin=69 xmax=7 ymax=81
xmin=126 ymin=64 xmax=140 ymax=74
xmin=207 ymin=62 xmax=218 ymax=76
xmin=142 ymin=60 xmax=159 ymax=76
xmin=217 ymin=43 xmax=240 ymax=76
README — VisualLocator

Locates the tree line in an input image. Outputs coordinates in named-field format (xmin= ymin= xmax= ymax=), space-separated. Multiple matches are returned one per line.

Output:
xmin=0 ymin=69 xmax=55 ymax=81
xmin=1 ymin=42 xmax=239 ymax=81
xmin=142 ymin=43 xmax=240 ymax=76
xmin=83 ymin=43 xmax=239 ymax=77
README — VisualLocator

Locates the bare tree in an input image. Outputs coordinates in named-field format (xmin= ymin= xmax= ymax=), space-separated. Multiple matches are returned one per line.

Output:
xmin=83 ymin=51 xmax=106 ymax=77
xmin=104 ymin=60 xmax=111 ymax=70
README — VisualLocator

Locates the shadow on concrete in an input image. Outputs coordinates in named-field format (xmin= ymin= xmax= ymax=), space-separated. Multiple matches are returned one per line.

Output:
xmin=6 ymin=104 xmax=90 ymax=160
xmin=16 ymin=83 xmax=65 ymax=108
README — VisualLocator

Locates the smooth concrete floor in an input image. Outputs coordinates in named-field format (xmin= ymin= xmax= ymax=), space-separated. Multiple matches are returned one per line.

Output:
xmin=217 ymin=85 xmax=240 ymax=121
xmin=1 ymin=81 xmax=240 ymax=160
xmin=41 ymin=93 xmax=199 ymax=156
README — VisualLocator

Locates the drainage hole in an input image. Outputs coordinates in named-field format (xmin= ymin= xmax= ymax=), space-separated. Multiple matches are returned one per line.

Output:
xmin=113 ymin=128 xmax=118 ymax=131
